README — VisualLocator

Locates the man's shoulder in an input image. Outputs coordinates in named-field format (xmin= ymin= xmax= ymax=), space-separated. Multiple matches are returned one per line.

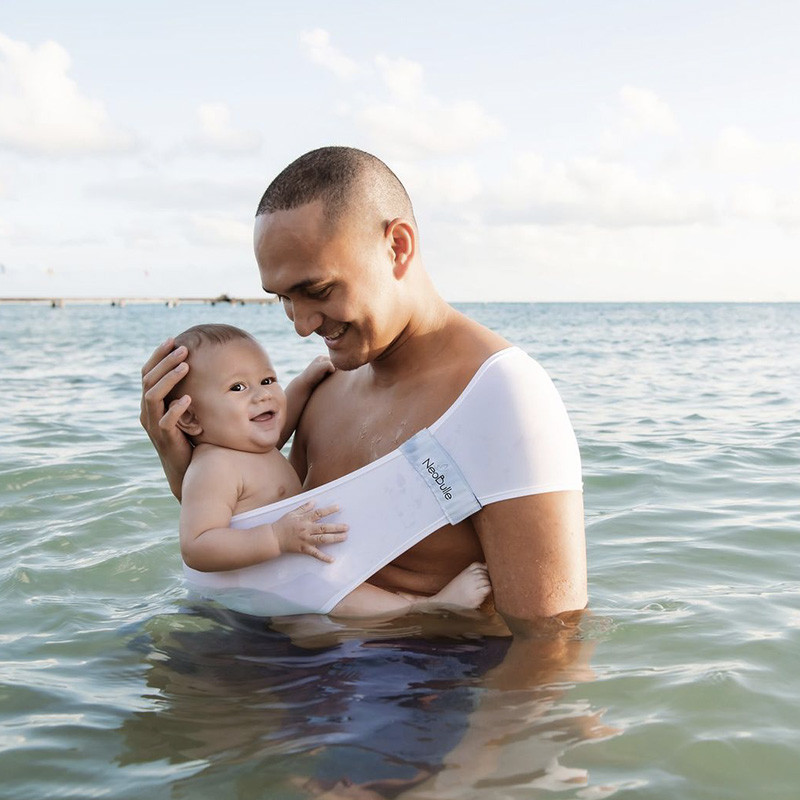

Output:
xmin=305 ymin=363 xmax=355 ymax=405
xmin=435 ymin=314 xmax=513 ymax=387
xmin=449 ymin=312 xmax=511 ymax=359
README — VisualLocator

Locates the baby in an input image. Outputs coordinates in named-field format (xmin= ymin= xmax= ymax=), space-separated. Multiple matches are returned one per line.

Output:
xmin=166 ymin=323 xmax=491 ymax=618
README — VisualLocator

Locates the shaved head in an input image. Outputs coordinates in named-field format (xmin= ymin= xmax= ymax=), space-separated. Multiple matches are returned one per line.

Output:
xmin=255 ymin=146 xmax=416 ymax=232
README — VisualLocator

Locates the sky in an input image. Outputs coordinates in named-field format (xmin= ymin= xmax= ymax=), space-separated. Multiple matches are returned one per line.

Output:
xmin=1 ymin=0 xmax=798 ymax=302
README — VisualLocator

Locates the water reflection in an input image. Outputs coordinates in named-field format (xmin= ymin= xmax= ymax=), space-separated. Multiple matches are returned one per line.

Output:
xmin=120 ymin=607 xmax=610 ymax=799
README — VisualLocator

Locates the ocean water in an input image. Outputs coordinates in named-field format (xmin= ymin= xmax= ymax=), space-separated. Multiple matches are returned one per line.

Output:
xmin=0 ymin=301 xmax=798 ymax=800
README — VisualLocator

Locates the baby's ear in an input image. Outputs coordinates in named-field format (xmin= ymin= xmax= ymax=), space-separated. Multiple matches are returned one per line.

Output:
xmin=175 ymin=406 xmax=203 ymax=437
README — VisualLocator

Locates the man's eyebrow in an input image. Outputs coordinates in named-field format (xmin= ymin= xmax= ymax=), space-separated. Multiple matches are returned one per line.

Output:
xmin=263 ymin=278 xmax=324 ymax=296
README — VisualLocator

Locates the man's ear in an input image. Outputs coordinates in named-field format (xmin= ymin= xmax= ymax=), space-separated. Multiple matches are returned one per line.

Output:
xmin=386 ymin=218 xmax=416 ymax=280
xmin=175 ymin=406 xmax=203 ymax=437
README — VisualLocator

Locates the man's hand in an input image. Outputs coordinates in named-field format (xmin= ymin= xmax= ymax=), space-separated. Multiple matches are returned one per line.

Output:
xmin=140 ymin=338 xmax=193 ymax=499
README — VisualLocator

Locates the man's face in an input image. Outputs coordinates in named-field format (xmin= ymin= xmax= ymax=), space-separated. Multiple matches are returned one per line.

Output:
xmin=254 ymin=201 xmax=401 ymax=371
xmin=182 ymin=339 xmax=287 ymax=453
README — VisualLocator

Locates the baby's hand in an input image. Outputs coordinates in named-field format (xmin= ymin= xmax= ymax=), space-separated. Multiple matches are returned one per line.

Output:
xmin=273 ymin=502 xmax=348 ymax=563
xmin=301 ymin=355 xmax=335 ymax=390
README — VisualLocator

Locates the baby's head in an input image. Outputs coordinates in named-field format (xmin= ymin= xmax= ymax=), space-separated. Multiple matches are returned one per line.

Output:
xmin=167 ymin=324 xmax=286 ymax=453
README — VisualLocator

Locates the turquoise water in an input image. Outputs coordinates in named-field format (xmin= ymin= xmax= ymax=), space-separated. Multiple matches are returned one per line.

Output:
xmin=1 ymin=302 xmax=798 ymax=799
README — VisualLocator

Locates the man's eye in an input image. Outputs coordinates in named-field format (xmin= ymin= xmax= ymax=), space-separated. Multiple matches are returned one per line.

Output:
xmin=307 ymin=285 xmax=332 ymax=300
xmin=229 ymin=382 xmax=246 ymax=392
xmin=261 ymin=378 xmax=274 ymax=386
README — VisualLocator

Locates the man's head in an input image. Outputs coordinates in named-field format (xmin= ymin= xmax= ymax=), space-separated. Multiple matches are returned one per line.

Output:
xmin=167 ymin=324 xmax=286 ymax=453
xmin=255 ymin=146 xmax=416 ymax=229
xmin=253 ymin=147 xmax=427 ymax=371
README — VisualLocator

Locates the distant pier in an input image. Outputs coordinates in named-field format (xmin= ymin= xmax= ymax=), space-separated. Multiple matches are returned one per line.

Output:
xmin=0 ymin=295 xmax=279 ymax=308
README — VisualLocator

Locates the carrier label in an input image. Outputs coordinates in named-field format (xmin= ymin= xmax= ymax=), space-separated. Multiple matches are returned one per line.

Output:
xmin=400 ymin=429 xmax=481 ymax=525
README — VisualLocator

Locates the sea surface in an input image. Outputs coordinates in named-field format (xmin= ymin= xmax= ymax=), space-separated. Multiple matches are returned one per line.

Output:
xmin=0 ymin=301 xmax=798 ymax=800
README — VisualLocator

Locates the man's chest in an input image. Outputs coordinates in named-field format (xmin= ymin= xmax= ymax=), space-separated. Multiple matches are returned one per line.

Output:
xmin=301 ymin=375 xmax=461 ymax=486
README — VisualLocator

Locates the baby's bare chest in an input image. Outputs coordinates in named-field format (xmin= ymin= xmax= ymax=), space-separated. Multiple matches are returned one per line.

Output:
xmin=234 ymin=450 xmax=303 ymax=515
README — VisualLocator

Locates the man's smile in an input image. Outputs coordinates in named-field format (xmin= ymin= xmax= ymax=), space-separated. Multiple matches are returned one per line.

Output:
xmin=320 ymin=323 xmax=349 ymax=344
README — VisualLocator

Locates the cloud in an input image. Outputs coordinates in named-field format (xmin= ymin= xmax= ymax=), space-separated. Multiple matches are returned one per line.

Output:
xmin=185 ymin=214 xmax=253 ymax=246
xmin=357 ymin=55 xmax=503 ymax=159
xmin=728 ymin=185 xmax=800 ymax=227
xmin=0 ymin=32 xmax=135 ymax=156
xmin=619 ymin=86 xmax=679 ymax=138
xmin=710 ymin=126 xmax=800 ymax=173
xmin=299 ymin=29 xmax=359 ymax=79
xmin=87 ymin=174 xmax=259 ymax=211
xmin=1 ymin=216 xmax=107 ymax=247
xmin=187 ymin=103 xmax=262 ymax=154
xmin=299 ymin=32 xmax=502 ymax=159
xmin=394 ymin=161 xmax=483 ymax=225
xmin=490 ymin=153 xmax=714 ymax=227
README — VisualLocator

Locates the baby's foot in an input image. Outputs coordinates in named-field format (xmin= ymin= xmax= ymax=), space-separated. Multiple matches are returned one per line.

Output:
xmin=432 ymin=562 xmax=491 ymax=609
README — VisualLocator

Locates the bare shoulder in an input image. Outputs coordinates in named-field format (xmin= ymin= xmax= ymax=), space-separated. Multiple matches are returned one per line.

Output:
xmin=295 ymin=362 xmax=359 ymax=425
xmin=425 ymin=308 xmax=513 ymax=389
xmin=450 ymin=308 xmax=512 ymax=359
xmin=180 ymin=445 xmax=247 ymax=515
xmin=188 ymin=443 xmax=245 ymax=474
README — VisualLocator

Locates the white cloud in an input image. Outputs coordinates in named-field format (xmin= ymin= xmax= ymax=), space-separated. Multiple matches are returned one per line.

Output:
xmin=710 ymin=126 xmax=800 ymax=173
xmin=0 ymin=32 xmax=135 ymax=156
xmin=298 ymin=33 xmax=502 ymax=159
xmin=190 ymin=103 xmax=262 ymax=154
xmin=186 ymin=214 xmax=253 ymax=247
xmin=357 ymin=55 xmax=503 ymax=159
xmin=619 ymin=86 xmax=679 ymax=138
xmin=88 ymin=174 xmax=258 ymax=210
xmin=491 ymin=153 xmax=714 ymax=228
xmin=299 ymin=29 xmax=358 ymax=79
xmin=728 ymin=185 xmax=800 ymax=227
xmin=374 ymin=55 xmax=423 ymax=103
xmin=400 ymin=161 xmax=483 ymax=205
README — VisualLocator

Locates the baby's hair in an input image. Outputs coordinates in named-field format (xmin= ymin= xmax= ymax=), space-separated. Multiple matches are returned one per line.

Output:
xmin=173 ymin=323 xmax=257 ymax=352
xmin=166 ymin=324 xmax=260 ymax=403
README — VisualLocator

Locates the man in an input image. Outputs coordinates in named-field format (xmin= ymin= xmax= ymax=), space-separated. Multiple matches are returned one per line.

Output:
xmin=141 ymin=146 xmax=587 ymax=634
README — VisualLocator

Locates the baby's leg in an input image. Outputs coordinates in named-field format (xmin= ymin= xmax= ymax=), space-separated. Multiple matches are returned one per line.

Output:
xmin=329 ymin=563 xmax=491 ymax=619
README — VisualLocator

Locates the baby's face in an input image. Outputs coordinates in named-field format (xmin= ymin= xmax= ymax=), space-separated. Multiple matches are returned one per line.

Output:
xmin=184 ymin=338 xmax=287 ymax=453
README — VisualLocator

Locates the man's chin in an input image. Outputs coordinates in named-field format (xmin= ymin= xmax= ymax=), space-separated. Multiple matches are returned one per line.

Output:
xmin=328 ymin=350 xmax=366 ymax=372
xmin=326 ymin=340 xmax=370 ymax=372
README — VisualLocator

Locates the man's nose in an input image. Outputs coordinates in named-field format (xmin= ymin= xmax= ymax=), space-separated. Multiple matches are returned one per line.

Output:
xmin=287 ymin=299 xmax=322 ymax=337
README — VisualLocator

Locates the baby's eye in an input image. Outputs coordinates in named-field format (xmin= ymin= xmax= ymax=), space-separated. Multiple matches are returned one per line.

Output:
xmin=229 ymin=382 xmax=246 ymax=392
xmin=261 ymin=378 xmax=275 ymax=385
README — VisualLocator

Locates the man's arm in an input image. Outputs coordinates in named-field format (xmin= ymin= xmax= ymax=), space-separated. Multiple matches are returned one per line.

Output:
xmin=139 ymin=338 xmax=193 ymax=500
xmin=473 ymin=490 xmax=587 ymax=630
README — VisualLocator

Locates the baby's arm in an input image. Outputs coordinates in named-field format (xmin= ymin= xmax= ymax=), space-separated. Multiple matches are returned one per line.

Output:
xmin=280 ymin=356 xmax=334 ymax=448
xmin=179 ymin=449 xmax=347 ymax=572
xmin=330 ymin=563 xmax=491 ymax=619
